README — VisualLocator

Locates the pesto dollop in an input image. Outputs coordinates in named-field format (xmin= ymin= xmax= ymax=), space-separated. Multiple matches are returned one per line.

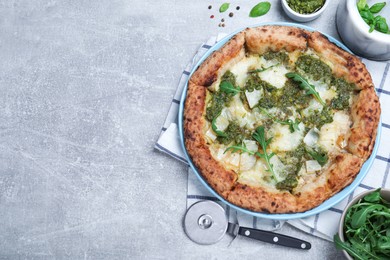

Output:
xmin=262 ymin=51 xmax=289 ymax=64
xmin=276 ymin=174 xmax=298 ymax=192
xmin=217 ymin=122 xmax=250 ymax=145
xmin=303 ymin=106 xmax=334 ymax=129
xmin=205 ymin=71 xmax=237 ymax=121
xmin=287 ymin=0 xmax=325 ymax=14
xmin=330 ymin=78 xmax=355 ymax=110
xmin=296 ymin=55 xmax=332 ymax=82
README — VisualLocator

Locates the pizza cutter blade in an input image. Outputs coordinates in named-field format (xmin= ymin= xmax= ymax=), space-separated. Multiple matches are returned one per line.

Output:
xmin=183 ymin=200 xmax=311 ymax=250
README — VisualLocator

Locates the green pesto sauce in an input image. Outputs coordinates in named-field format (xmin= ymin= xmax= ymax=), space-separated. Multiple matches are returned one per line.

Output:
xmin=296 ymin=55 xmax=332 ymax=82
xmin=244 ymin=73 xmax=264 ymax=92
xmin=279 ymin=79 xmax=311 ymax=108
xmin=262 ymin=51 xmax=289 ymax=64
xmin=303 ymin=106 xmax=334 ymax=129
xmin=205 ymin=71 xmax=237 ymax=121
xmin=276 ymin=174 xmax=298 ymax=192
xmin=217 ymin=122 xmax=251 ymax=145
xmin=296 ymin=55 xmax=355 ymax=111
xmin=206 ymin=91 xmax=231 ymax=122
xmin=286 ymin=0 xmax=325 ymax=14
xmin=221 ymin=70 xmax=236 ymax=85
xmin=330 ymin=78 xmax=355 ymax=110
xmin=280 ymin=144 xmax=305 ymax=174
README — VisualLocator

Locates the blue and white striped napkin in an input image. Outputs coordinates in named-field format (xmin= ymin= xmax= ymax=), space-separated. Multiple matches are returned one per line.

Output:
xmin=155 ymin=34 xmax=390 ymax=241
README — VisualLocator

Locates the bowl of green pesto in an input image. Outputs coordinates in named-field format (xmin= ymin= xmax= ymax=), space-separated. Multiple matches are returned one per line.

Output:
xmin=281 ymin=0 xmax=329 ymax=22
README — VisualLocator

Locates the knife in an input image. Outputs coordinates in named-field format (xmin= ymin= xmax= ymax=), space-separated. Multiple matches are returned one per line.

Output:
xmin=227 ymin=222 xmax=311 ymax=250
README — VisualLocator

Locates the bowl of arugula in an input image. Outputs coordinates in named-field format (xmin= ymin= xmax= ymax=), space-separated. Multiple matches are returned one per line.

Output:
xmin=334 ymin=188 xmax=390 ymax=259
xmin=337 ymin=0 xmax=390 ymax=60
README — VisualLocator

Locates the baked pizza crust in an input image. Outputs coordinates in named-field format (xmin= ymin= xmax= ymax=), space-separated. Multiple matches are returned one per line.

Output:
xmin=190 ymin=32 xmax=245 ymax=87
xmin=348 ymin=88 xmax=381 ymax=160
xmin=183 ymin=25 xmax=381 ymax=213
xmin=184 ymin=81 xmax=237 ymax=196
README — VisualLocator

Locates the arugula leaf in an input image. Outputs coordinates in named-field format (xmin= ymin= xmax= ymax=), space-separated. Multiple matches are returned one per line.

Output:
xmin=334 ymin=234 xmax=366 ymax=260
xmin=285 ymin=72 xmax=326 ymax=106
xmin=219 ymin=3 xmax=230 ymax=13
xmin=219 ymin=81 xmax=241 ymax=95
xmin=248 ymin=63 xmax=279 ymax=74
xmin=252 ymin=126 xmax=277 ymax=180
xmin=260 ymin=108 xmax=300 ymax=133
xmin=305 ymin=147 xmax=328 ymax=166
xmin=363 ymin=188 xmax=381 ymax=203
xmin=370 ymin=2 xmax=386 ymax=13
xmin=224 ymin=144 xmax=256 ymax=155
xmin=225 ymin=126 xmax=277 ymax=181
xmin=249 ymin=2 xmax=271 ymax=18
xmin=351 ymin=204 xmax=386 ymax=229
xmin=211 ymin=113 xmax=227 ymax=137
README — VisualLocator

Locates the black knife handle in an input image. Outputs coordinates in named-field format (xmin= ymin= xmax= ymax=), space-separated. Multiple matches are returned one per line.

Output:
xmin=238 ymin=227 xmax=311 ymax=250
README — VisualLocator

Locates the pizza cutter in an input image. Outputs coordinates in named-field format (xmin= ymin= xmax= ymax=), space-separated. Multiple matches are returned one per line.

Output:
xmin=184 ymin=200 xmax=311 ymax=249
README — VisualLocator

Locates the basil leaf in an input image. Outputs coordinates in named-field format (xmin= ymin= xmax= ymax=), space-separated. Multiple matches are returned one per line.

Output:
xmin=370 ymin=2 xmax=386 ymax=13
xmin=249 ymin=2 xmax=271 ymax=18
xmin=359 ymin=9 xmax=374 ymax=23
xmin=357 ymin=0 xmax=367 ymax=11
xmin=219 ymin=3 xmax=230 ymax=13
xmin=375 ymin=16 xmax=389 ymax=33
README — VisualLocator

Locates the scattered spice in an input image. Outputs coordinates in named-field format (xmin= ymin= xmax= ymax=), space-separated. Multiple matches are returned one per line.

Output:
xmin=236 ymin=6 xmax=240 ymax=10
xmin=221 ymin=18 xmax=225 ymax=22
xmin=222 ymin=23 xmax=225 ymax=27
xmin=208 ymin=5 xmax=212 ymax=9
xmin=218 ymin=23 xmax=222 ymax=27
xmin=229 ymin=12 xmax=234 ymax=17
xmin=210 ymin=15 xmax=214 ymax=19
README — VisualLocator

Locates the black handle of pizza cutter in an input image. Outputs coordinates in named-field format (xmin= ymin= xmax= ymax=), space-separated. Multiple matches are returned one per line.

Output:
xmin=238 ymin=227 xmax=311 ymax=250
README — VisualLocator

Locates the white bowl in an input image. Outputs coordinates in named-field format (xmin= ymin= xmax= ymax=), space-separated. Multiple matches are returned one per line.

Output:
xmin=336 ymin=0 xmax=390 ymax=60
xmin=338 ymin=188 xmax=390 ymax=260
xmin=281 ymin=0 xmax=329 ymax=22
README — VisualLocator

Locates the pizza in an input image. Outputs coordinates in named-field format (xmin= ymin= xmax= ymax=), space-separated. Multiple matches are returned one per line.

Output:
xmin=183 ymin=25 xmax=381 ymax=213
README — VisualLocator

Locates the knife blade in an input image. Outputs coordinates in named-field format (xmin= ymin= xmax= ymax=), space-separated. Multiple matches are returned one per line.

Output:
xmin=227 ymin=222 xmax=311 ymax=250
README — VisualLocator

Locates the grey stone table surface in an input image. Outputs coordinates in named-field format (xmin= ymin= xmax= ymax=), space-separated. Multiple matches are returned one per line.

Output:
xmin=0 ymin=0 xmax=347 ymax=259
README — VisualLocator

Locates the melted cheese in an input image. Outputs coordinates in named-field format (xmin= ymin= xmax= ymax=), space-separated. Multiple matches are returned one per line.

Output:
xmin=230 ymin=56 xmax=261 ymax=87
xmin=318 ymin=111 xmax=351 ymax=153
xmin=259 ymin=65 xmax=289 ymax=89
xmin=309 ymin=79 xmax=337 ymax=101
xmin=302 ymin=99 xmax=323 ymax=117
xmin=245 ymin=89 xmax=263 ymax=109
xmin=239 ymin=140 xmax=258 ymax=171
xmin=270 ymin=155 xmax=286 ymax=182
xmin=238 ymin=160 xmax=274 ymax=189
xmin=269 ymin=122 xmax=305 ymax=152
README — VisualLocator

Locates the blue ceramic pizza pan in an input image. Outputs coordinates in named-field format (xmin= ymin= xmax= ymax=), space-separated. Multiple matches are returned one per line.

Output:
xmin=178 ymin=22 xmax=382 ymax=220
